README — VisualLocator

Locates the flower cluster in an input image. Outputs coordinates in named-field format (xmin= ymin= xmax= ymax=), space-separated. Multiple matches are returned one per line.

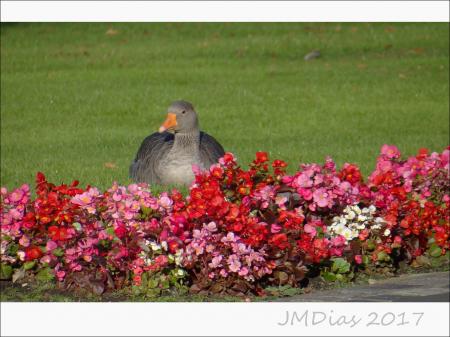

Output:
xmin=183 ymin=222 xmax=272 ymax=294
xmin=369 ymin=145 xmax=450 ymax=259
xmin=328 ymin=204 xmax=387 ymax=243
xmin=1 ymin=144 xmax=449 ymax=297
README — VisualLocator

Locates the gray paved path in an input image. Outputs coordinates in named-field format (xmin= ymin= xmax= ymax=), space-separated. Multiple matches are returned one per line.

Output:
xmin=279 ymin=271 xmax=450 ymax=302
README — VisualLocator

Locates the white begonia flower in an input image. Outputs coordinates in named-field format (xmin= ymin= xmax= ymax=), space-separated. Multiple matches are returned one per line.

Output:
xmin=332 ymin=223 xmax=345 ymax=235
xmin=168 ymin=254 xmax=175 ymax=263
xmin=177 ymin=269 xmax=185 ymax=277
xmin=353 ymin=206 xmax=362 ymax=215
xmin=356 ymin=223 xmax=366 ymax=230
xmin=150 ymin=242 xmax=161 ymax=251
xmin=345 ymin=211 xmax=356 ymax=220
xmin=342 ymin=228 xmax=353 ymax=241
xmin=161 ymin=241 xmax=168 ymax=251
xmin=368 ymin=205 xmax=376 ymax=214
xmin=375 ymin=217 xmax=385 ymax=223
xmin=361 ymin=207 xmax=369 ymax=214
xmin=357 ymin=214 xmax=367 ymax=222
xmin=139 ymin=251 xmax=147 ymax=258
xmin=371 ymin=224 xmax=381 ymax=230
xmin=175 ymin=255 xmax=183 ymax=266
xmin=333 ymin=216 xmax=340 ymax=222
xmin=383 ymin=229 xmax=391 ymax=237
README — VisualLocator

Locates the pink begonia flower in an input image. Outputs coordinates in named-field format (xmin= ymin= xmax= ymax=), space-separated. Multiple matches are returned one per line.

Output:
xmin=295 ymin=173 xmax=313 ymax=188
xmin=238 ymin=267 xmax=249 ymax=276
xmin=83 ymin=255 xmax=93 ymax=262
xmin=9 ymin=208 xmax=22 ymax=220
xmin=354 ymin=255 xmax=363 ymax=264
xmin=304 ymin=224 xmax=317 ymax=237
xmin=194 ymin=245 xmax=204 ymax=255
xmin=313 ymin=174 xmax=324 ymax=186
xmin=228 ymin=255 xmax=241 ymax=272
xmin=271 ymin=223 xmax=282 ymax=234
xmin=209 ymin=255 xmax=223 ymax=268
xmin=19 ymin=235 xmax=30 ymax=247
xmin=377 ymin=159 xmax=392 ymax=173
xmin=208 ymin=272 xmax=215 ymax=279
xmin=112 ymin=192 xmax=122 ymax=202
xmin=281 ymin=176 xmax=294 ymax=184
xmin=40 ymin=255 xmax=52 ymax=264
xmin=206 ymin=221 xmax=217 ymax=232
xmin=155 ymin=255 xmax=168 ymax=267
xmin=313 ymin=188 xmax=329 ymax=208
xmin=159 ymin=195 xmax=173 ymax=209
xmin=219 ymin=269 xmax=228 ymax=277
xmin=381 ymin=144 xmax=400 ymax=159
xmin=223 ymin=232 xmax=235 ymax=242
xmin=275 ymin=195 xmax=288 ymax=208
xmin=56 ymin=270 xmax=66 ymax=281
xmin=46 ymin=240 xmax=57 ymax=251
xmin=9 ymin=189 xmax=24 ymax=202
xmin=299 ymin=188 xmax=313 ymax=201
xmin=192 ymin=229 xmax=202 ymax=239
xmin=331 ymin=235 xmax=347 ymax=247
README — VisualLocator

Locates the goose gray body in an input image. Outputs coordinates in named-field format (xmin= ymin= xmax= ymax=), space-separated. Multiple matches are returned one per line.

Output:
xmin=129 ymin=101 xmax=225 ymax=186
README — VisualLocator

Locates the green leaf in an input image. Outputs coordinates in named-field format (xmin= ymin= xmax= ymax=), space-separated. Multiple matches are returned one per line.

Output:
xmin=72 ymin=222 xmax=82 ymax=231
xmin=0 ymin=264 xmax=13 ymax=280
xmin=23 ymin=261 xmax=36 ymax=270
xmin=36 ymin=267 xmax=55 ymax=282
xmin=429 ymin=243 xmax=442 ymax=258
xmin=106 ymin=227 xmax=115 ymax=236
xmin=331 ymin=258 xmax=350 ymax=274
xmin=322 ymin=271 xmax=337 ymax=282
xmin=376 ymin=251 xmax=390 ymax=262
xmin=161 ymin=279 xmax=170 ymax=289
xmin=7 ymin=243 xmax=19 ymax=256
xmin=362 ymin=255 xmax=370 ymax=265
xmin=52 ymin=248 xmax=64 ymax=257
xmin=148 ymin=278 xmax=159 ymax=289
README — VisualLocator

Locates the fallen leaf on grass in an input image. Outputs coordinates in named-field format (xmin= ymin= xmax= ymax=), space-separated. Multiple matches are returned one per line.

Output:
xmin=410 ymin=47 xmax=424 ymax=55
xmin=105 ymin=28 xmax=119 ymax=36
xmin=384 ymin=26 xmax=396 ymax=33
xmin=104 ymin=162 xmax=117 ymax=169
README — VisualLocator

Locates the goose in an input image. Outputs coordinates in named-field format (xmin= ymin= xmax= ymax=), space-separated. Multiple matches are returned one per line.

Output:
xmin=129 ymin=100 xmax=225 ymax=186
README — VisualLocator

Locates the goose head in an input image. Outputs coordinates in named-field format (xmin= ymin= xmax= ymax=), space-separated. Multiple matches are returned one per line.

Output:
xmin=158 ymin=100 xmax=199 ymax=134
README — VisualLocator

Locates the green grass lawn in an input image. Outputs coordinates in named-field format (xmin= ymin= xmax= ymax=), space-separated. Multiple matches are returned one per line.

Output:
xmin=1 ymin=23 xmax=449 ymax=192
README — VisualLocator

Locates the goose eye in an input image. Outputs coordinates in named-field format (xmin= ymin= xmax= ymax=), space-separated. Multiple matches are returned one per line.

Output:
xmin=181 ymin=110 xmax=186 ymax=114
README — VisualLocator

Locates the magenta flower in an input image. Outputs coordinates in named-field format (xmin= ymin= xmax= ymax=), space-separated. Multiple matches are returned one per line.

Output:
xmin=228 ymin=255 xmax=241 ymax=273
xmin=313 ymin=188 xmax=330 ymax=208
xmin=381 ymin=144 xmax=400 ymax=159
xmin=304 ymin=223 xmax=317 ymax=237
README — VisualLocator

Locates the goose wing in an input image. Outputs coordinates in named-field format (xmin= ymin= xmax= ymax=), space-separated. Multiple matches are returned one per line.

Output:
xmin=199 ymin=131 xmax=225 ymax=169
xmin=129 ymin=131 xmax=174 ymax=184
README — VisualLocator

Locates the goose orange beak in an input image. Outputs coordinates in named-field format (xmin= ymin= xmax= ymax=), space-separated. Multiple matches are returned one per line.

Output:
xmin=158 ymin=113 xmax=177 ymax=133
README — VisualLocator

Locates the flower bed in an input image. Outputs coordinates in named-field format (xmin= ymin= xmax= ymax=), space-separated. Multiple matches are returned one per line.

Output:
xmin=1 ymin=145 xmax=449 ymax=297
